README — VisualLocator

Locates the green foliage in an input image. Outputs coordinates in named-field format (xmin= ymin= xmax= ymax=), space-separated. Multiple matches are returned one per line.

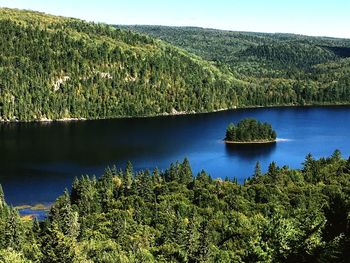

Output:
xmin=0 ymin=248 xmax=31 ymax=263
xmin=48 ymin=190 xmax=80 ymax=239
xmin=0 ymin=185 xmax=5 ymax=209
xmin=40 ymin=222 xmax=85 ymax=263
xmin=2 ymin=153 xmax=350 ymax=262
xmin=225 ymin=118 xmax=277 ymax=142
xmin=122 ymin=25 xmax=350 ymax=108
xmin=1 ymin=9 xmax=350 ymax=122
xmin=0 ymin=8 xmax=243 ymax=122
xmin=0 ymin=194 xmax=42 ymax=261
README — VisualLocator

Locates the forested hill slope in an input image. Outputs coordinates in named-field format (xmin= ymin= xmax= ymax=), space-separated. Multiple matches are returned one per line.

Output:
xmin=119 ymin=25 xmax=350 ymax=105
xmin=117 ymin=26 xmax=350 ymax=68
xmin=1 ymin=9 xmax=350 ymax=122
xmin=0 ymin=8 xmax=242 ymax=121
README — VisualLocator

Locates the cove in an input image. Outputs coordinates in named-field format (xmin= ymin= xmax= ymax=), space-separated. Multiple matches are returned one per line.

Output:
xmin=1 ymin=106 xmax=350 ymax=205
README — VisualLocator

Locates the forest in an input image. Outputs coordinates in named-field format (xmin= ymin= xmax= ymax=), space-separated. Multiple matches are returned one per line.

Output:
xmin=120 ymin=25 xmax=350 ymax=106
xmin=225 ymin=118 xmax=276 ymax=143
xmin=0 ymin=151 xmax=349 ymax=262
xmin=1 ymin=9 xmax=350 ymax=121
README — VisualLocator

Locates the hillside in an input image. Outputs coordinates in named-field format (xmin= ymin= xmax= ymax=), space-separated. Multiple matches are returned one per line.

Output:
xmin=1 ymin=152 xmax=349 ymax=261
xmin=120 ymin=25 xmax=350 ymax=105
xmin=1 ymin=9 xmax=350 ymax=121
xmin=0 ymin=8 xmax=242 ymax=121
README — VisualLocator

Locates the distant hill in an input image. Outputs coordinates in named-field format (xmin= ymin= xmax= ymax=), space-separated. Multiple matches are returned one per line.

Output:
xmin=119 ymin=25 xmax=350 ymax=105
xmin=118 ymin=25 xmax=350 ymax=73
xmin=1 ymin=9 xmax=350 ymax=121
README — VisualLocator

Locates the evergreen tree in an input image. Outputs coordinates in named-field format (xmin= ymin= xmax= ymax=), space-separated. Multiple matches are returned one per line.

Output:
xmin=0 ymin=184 xmax=5 ymax=208
xmin=179 ymin=158 xmax=193 ymax=185
xmin=123 ymin=161 xmax=134 ymax=192
xmin=331 ymin=149 xmax=342 ymax=162
xmin=4 ymin=209 xmax=23 ymax=251
xmin=49 ymin=190 xmax=80 ymax=239
xmin=41 ymin=223 xmax=83 ymax=263
xmin=197 ymin=220 xmax=210 ymax=262
xmin=267 ymin=161 xmax=279 ymax=180
xmin=253 ymin=161 xmax=262 ymax=178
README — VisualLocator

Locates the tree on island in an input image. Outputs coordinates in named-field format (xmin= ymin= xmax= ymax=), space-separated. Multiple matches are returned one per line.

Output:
xmin=225 ymin=118 xmax=277 ymax=143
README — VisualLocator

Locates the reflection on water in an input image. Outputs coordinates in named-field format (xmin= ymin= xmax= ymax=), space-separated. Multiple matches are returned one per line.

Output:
xmin=225 ymin=142 xmax=277 ymax=160
xmin=1 ymin=106 xmax=350 ymax=205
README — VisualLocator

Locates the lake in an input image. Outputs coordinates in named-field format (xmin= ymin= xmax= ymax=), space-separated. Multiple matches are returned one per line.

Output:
xmin=1 ymin=106 xmax=350 ymax=205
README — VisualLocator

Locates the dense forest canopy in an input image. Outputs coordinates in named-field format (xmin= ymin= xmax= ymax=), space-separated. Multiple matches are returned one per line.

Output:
xmin=120 ymin=25 xmax=350 ymax=106
xmin=119 ymin=25 xmax=350 ymax=75
xmin=0 ymin=8 xmax=242 ymax=121
xmin=0 ymin=9 xmax=350 ymax=121
xmin=225 ymin=118 xmax=277 ymax=143
xmin=0 ymin=152 xmax=349 ymax=262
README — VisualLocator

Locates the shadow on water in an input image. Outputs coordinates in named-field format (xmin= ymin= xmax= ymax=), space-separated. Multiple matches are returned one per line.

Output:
xmin=225 ymin=142 xmax=277 ymax=160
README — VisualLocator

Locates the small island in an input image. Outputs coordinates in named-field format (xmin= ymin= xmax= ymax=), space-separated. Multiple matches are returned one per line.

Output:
xmin=225 ymin=118 xmax=277 ymax=144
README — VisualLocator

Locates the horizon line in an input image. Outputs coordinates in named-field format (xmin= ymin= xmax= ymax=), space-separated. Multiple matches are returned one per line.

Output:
xmin=1 ymin=6 xmax=349 ymax=40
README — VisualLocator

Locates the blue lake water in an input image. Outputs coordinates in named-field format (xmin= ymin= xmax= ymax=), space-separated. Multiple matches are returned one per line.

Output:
xmin=1 ymin=106 xmax=350 ymax=205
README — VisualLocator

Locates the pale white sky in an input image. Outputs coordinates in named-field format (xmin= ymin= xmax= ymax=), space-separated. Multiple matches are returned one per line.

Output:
xmin=0 ymin=0 xmax=349 ymax=38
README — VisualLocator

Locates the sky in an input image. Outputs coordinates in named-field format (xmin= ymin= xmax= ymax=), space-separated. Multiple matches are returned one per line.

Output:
xmin=0 ymin=0 xmax=349 ymax=38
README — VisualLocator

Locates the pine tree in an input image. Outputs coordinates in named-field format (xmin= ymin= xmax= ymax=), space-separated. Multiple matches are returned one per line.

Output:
xmin=98 ymin=170 xmax=116 ymax=212
xmin=0 ymin=184 xmax=5 ymax=208
xmin=137 ymin=170 xmax=153 ymax=202
xmin=197 ymin=220 xmax=210 ymax=262
xmin=41 ymin=223 xmax=82 ymax=263
xmin=4 ymin=209 xmax=23 ymax=251
xmin=331 ymin=149 xmax=342 ymax=162
xmin=152 ymin=167 xmax=162 ymax=185
xmin=185 ymin=210 xmax=199 ymax=262
xmin=179 ymin=158 xmax=193 ymax=185
xmin=49 ymin=190 xmax=80 ymax=239
xmin=302 ymin=153 xmax=319 ymax=182
xmin=253 ymin=161 xmax=262 ymax=178
xmin=302 ymin=153 xmax=314 ymax=173
xmin=267 ymin=162 xmax=279 ymax=180
xmin=173 ymin=213 xmax=187 ymax=248
xmin=123 ymin=161 xmax=133 ymax=192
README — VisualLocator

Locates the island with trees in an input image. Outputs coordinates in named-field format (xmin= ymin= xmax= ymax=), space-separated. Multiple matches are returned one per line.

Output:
xmin=225 ymin=118 xmax=277 ymax=144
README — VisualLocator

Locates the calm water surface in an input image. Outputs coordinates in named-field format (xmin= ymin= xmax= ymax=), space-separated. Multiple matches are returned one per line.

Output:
xmin=1 ymin=106 xmax=350 ymax=205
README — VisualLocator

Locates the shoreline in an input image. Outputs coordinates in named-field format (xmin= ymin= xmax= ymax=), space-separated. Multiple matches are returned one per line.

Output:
xmin=1 ymin=102 xmax=350 ymax=123
xmin=16 ymin=203 xmax=51 ymax=221
xmin=224 ymin=139 xmax=277 ymax=144
xmin=0 ymin=117 xmax=87 ymax=123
